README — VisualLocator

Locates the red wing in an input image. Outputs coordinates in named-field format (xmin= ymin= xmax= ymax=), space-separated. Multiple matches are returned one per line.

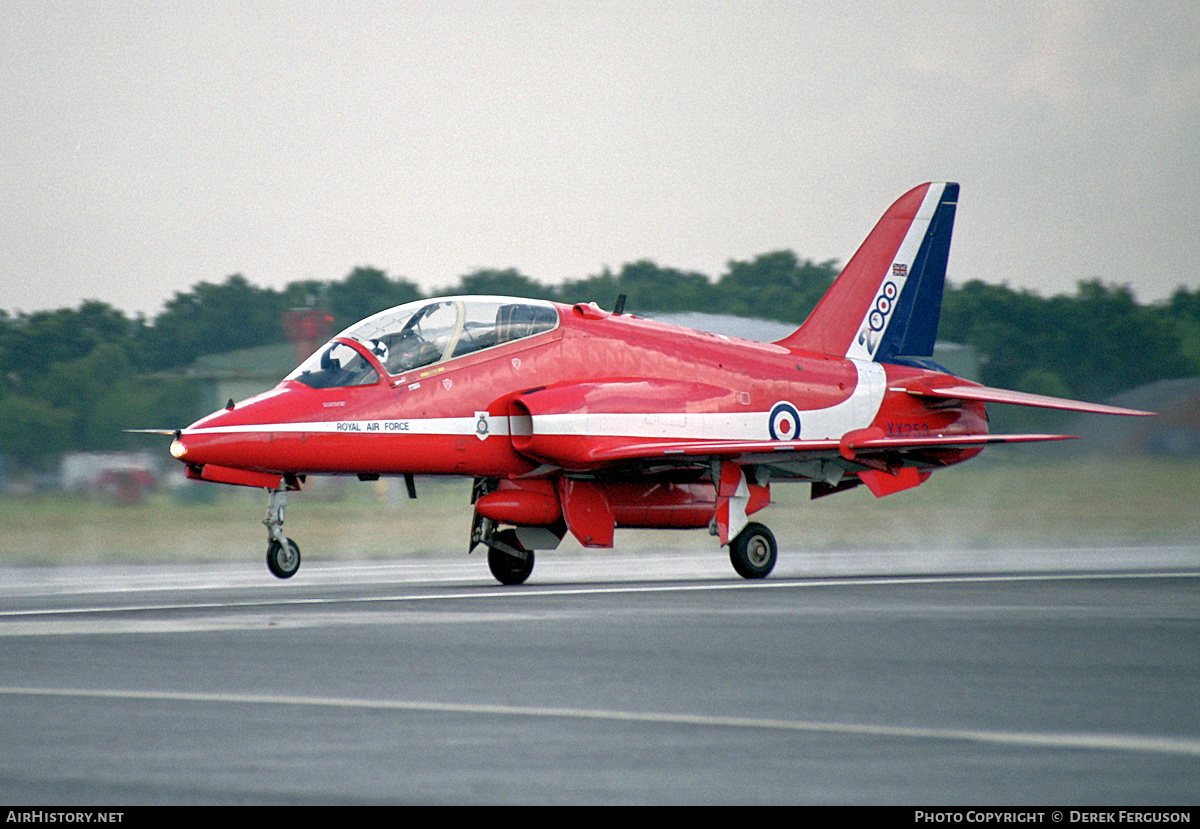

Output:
xmin=581 ymin=432 xmax=1075 ymax=465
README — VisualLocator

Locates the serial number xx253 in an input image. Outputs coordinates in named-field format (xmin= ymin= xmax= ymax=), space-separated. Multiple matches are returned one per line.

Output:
xmin=886 ymin=422 xmax=932 ymax=438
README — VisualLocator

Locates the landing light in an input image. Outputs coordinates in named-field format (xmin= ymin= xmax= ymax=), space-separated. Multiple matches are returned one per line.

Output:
xmin=170 ymin=439 xmax=187 ymax=459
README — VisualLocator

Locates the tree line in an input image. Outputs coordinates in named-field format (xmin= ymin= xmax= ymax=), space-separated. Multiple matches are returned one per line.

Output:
xmin=2 ymin=254 xmax=1198 ymax=471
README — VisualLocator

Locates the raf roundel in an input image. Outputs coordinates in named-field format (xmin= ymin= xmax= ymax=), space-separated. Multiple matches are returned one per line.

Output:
xmin=768 ymin=401 xmax=801 ymax=441
xmin=869 ymin=280 xmax=898 ymax=332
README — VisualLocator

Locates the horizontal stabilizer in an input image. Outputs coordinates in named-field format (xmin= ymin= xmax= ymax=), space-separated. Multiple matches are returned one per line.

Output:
xmin=901 ymin=384 xmax=1155 ymax=417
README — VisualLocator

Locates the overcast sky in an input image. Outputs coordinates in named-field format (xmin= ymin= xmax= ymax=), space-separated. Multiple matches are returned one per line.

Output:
xmin=3 ymin=1 xmax=1197 ymax=318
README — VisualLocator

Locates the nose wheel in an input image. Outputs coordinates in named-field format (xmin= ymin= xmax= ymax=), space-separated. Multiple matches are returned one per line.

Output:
xmin=267 ymin=537 xmax=301 ymax=579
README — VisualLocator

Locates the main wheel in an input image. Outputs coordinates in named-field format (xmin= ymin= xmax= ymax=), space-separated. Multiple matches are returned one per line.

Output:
xmin=729 ymin=522 xmax=776 ymax=579
xmin=487 ymin=530 xmax=535 ymax=585
xmin=266 ymin=537 xmax=301 ymax=579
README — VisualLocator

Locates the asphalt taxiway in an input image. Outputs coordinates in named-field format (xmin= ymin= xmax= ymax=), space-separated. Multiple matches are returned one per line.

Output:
xmin=1 ymin=546 xmax=1198 ymax=805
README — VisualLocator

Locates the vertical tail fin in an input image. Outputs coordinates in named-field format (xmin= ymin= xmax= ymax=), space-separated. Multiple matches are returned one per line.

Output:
xmin=775 ymin=182 xmax=959 ymax=362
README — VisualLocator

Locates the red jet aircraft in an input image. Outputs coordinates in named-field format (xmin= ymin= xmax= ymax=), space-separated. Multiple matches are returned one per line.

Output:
xmin=155 ymin=182 xmax=1152 ymax=584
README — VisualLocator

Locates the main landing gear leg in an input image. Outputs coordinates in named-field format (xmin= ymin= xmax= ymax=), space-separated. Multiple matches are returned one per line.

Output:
xmin=470 ymin=478 xmax=535 ymax=586
xmin=263 ymin=484 xmax=301 ymax=579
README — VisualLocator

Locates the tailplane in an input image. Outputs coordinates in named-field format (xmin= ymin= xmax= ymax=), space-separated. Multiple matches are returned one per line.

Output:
xmin=776 ymin=182 xmax=959 ymax=363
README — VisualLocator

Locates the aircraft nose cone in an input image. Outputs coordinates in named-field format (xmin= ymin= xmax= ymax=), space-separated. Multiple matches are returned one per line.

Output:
xmin=168 ymin=385 xmax=303 ymax=471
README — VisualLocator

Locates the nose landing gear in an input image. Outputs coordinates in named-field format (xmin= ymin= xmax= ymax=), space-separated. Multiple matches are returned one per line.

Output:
xmin=263 ymin=484 xmax=301 ymax=579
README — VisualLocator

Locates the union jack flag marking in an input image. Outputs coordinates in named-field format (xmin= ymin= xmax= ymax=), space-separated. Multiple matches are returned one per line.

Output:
xmin=892 ymin=263 xmax=908 ymax=278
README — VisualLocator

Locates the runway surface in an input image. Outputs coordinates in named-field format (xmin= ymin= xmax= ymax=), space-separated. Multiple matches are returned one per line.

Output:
xmin=1 ymin=545 xmax=1198 ymax=805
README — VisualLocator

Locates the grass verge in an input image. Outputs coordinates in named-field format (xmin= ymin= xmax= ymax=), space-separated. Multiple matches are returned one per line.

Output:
xmin=0 ymin=454 xmax=1196 ymax=568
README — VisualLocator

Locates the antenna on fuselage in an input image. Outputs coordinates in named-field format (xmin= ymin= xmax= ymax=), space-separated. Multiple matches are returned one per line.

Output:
xmin=613 ymin=294 xmax=627 ymax=315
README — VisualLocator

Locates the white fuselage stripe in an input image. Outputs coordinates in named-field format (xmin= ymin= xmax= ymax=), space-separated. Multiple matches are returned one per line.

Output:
xmin=186 ymin=361 xmax=887 ymax=443
xmin=525 ymin=361 xmax=885 ymax=441
xmin=186 ymin=417 xmax=495 ymax=437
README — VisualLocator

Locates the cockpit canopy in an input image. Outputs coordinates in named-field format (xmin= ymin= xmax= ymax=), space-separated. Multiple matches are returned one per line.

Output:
xmin=285 ymin=297 xmax=560 ymax=389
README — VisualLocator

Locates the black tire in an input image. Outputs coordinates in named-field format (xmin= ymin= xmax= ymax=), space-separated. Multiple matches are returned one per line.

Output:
xmin=729 ymin=522 xmax=776 ymax=579
xmin=487 ymin=530 xmax=534 ymax=585
xmin=266 ymin=537 xmax=301 ymax=579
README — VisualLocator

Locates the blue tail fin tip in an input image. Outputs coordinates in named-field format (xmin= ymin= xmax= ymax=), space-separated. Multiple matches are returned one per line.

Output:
xmin=875 ymin=181 xmax=958 ymax=361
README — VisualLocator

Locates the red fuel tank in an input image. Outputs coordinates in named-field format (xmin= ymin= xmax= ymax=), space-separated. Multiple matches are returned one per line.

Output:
xmin=474 ymin=487 xmax=563 ymax=526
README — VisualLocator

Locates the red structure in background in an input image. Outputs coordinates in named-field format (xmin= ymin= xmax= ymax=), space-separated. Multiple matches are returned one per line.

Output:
xmin=283 ymin=308 xmax=335 ymax=366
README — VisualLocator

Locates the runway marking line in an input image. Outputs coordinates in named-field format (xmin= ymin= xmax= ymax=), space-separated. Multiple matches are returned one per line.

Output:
xmin=4 ymin=569 xmax=1200 ymax=619
xmin=2 ymin=685 xmax=1199 ymax=759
